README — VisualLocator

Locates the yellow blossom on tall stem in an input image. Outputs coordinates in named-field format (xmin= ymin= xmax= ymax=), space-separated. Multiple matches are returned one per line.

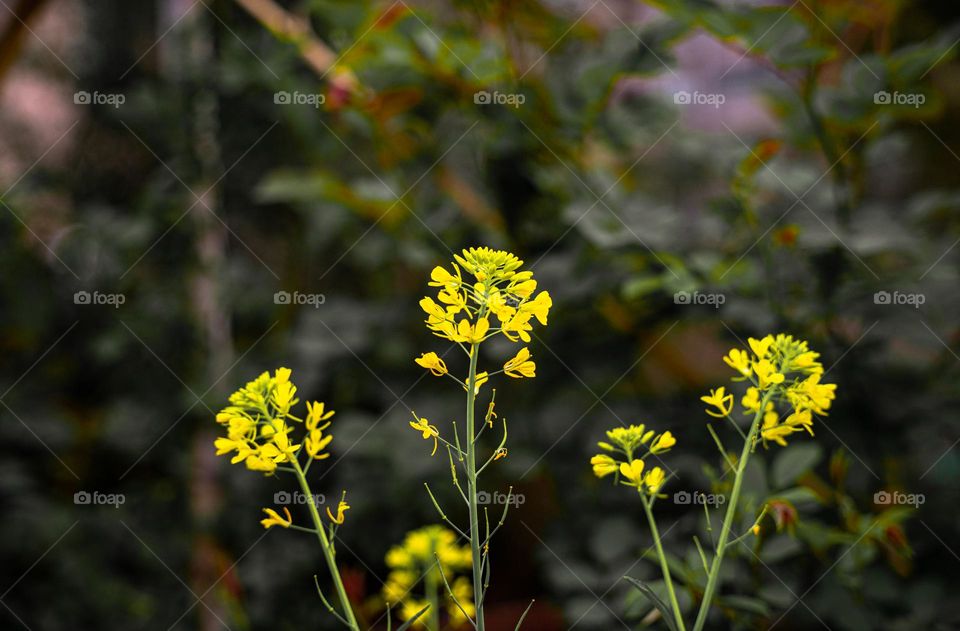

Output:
xmin=412 ymin=247 xmax=550 ymax=631
xmin=589 ymin=333 xmax=837 ymax=631
xmin=213 ymin=368 xmax=361 ymax=631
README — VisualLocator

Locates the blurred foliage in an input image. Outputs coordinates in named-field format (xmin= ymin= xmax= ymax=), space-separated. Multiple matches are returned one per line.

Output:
xmin=2 ymin=0 xmax=960 ymax=629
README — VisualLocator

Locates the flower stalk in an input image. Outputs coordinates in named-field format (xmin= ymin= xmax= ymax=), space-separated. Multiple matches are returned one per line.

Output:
xmin=289 ymin=455 xmax=360 ymax=631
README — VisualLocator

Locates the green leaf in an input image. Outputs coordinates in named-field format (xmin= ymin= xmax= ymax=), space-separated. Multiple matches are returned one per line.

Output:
xmin=720 ymin=594 xmax=771 ymax=617
xmin=772 ymin=443 xmax=823 ymax=488
xmin=623 ymin=577 xmax=680 ymax=631
xmin=394 ymin=604 xmax=430 ymax=631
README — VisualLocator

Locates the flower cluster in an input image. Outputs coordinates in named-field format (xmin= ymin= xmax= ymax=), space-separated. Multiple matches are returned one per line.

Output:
xmin=703 ymin=334 xmax=837 ymax=446
xmin=418 ymin=246 xmax=551 ymax=352
xmin=214 ymin=368 xmax=335 ymax=473
xmin=382 ymin=525 xmax=475 ymax=628
xmin=590 ymin=424 xmax=676 ymax=495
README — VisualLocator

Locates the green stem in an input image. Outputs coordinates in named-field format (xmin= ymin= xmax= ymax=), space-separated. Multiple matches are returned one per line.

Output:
xmin=691 ymin=390 xmax=774 ymax=631
xmin=290 ymin=455 xmax=360 ymax=631
xmin=641 ymin=495 xmax=687 ymax=631
xmin=465 ymin=342 xmax=486 ymax=631
xmin=426 ymin=561 xmax=440 ymax=631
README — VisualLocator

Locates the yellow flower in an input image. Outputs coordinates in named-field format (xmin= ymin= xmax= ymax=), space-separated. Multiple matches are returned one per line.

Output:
xmin=749 ymin=335 xmax=774 ymax=360
xmin=761 ymin=424 xmax=799 ymax=447
xmin=644 ymin=467 xmax=666 ymax=493
xmin=650 ymin=431 xmax=676 ymax=454
xmin=463 ymin=371 xmax=489 ymax=395
xmin=604 ymin=425 xmax=653 ymax=453
xmin=305 ymin=428 xmax=333 ymax=459
xmin=260 ymin=507 xmax=292 ymax=529
xmin=701 ymin=387 xmax=734 ymax=418
xmin=753 ymin=359 xmax=785 ymax=389
xmin=723 ymin=348 xmax=752 ymax=377
xmin=414 ymin=352 xmax=448 ymax=376
xmin=784 ymin=409 xmax=814 ymax=435
xmin=619 ymin=459 xmax=645 ymax=483
xmin=327 ymin=499 xmax=350 ymax=524
xmin=741 ymin=386 xmax=761 ymax=413
xmin=409 ymin=413 xmax=440 ymax=456
xmin=519 ymin=291 xmax=552 ymax=326
xmin=591 ymin=454 xmax=618 ymax=478
xmin=503 ymin=347 xmax=536 ymax=378
xmin=454 ymin=316 xmax=490 ymax=344
xmin=306 ymin=401 xmax=334 ymax=431
xmin=429 ymin=265 xmax=460 ymax=288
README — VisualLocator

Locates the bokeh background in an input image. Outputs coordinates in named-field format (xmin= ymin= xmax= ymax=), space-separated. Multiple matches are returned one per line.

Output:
xmin=2 ymin=0 xmax=959 ymax=629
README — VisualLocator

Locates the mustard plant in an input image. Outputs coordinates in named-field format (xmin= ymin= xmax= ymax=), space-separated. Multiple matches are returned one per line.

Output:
xmin=382 ymin=525 xmax=474 ymax=630
xmin=590 ymin=334 xmax=837 ymax=630
xmin=213 ymin=368 xmax=362 ymax=630
xmin=411 ymin=247 xmax=551 ymax=631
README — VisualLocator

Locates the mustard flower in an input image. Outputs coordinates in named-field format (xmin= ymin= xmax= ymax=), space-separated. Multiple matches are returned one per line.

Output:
xmin=619 ymin=459 xmax=645 ymax=483
xmin=261 ymin=507 xmax=293 ymax=529
xmin=409 ymin=413 xmax=440 ymax=456
xmin=718 ymin=333 xmax=837 ymax=447
xmin=644 ymin=467 xmax=666 ymax=493
xmin=414 ymin=352 xmax=448 ymax=376
xmin=701 ymin=387 xmax=734 ymax=418
xmin=503 ymin=347 xmax=536 ymax=378
xmin=591 ymin=454 xmax=618 ymax=478
xmin=417 ymin=247 xmax=551 ymax=348
xmin=327 ymin=499 xmax=350 ymax=524
xmin=383 ymin=525 xmax=474 ymax=627
xmin=650 ymin=431 xmax=676 ymax=454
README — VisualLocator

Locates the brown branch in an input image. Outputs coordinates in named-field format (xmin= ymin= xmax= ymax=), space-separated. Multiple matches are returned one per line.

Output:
xmin=232 ymin=0 xmax=358 ymax=89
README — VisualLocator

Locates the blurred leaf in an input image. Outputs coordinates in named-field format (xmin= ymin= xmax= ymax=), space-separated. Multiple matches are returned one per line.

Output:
xmin=772 ymin=443 xmax=823 ymax=489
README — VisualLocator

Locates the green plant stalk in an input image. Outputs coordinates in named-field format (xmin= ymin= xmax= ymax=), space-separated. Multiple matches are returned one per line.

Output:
xmin=691 ymin=389 xmax=774 ymax=631
xmin=290 ymin=455 xmax=360 ymax=631
xmin=641 ymin=496 xmax=687 ymax=631
xmin=426 ymin=561 xmax=440 ymax=631
xmin=465 ymin=342 xmax=486 ymax=631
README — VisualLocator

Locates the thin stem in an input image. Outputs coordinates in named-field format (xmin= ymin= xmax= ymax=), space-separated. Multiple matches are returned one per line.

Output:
xmin=426 ymin=561 xmax=440 ymax=631
xmin=290 ymin=455 xmax=360 ymax=631
xmin=641 ymin=495 xmax=687 ymax=631
xmin=691 ymin=389 xmax=774 ymax=631
xmin=465 ymin=342 xmax=486 ymax=631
